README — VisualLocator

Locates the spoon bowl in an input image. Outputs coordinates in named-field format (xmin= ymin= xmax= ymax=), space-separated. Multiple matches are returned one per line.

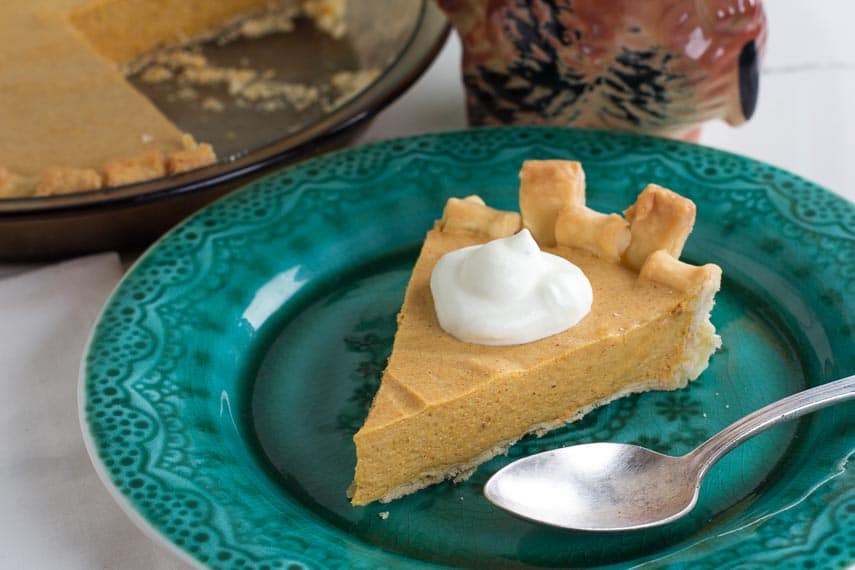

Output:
xmin=485 ymin=375 xmax=855 ymax=531
xmin=485 ymin=443 xmax=699 ymax=531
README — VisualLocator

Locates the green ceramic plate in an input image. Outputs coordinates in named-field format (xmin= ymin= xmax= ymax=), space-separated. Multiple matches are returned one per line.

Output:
xmin=80 ymin=127 xmax=855 ymax=569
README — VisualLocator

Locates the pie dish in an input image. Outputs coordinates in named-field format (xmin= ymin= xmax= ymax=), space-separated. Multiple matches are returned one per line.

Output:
xmin=350 ymin=160 xmax=722 ymax=505
xmin=0 ymin=0 xmax=449 ymax=260
xmin=0 ymin=0 xmax=342 ymax=198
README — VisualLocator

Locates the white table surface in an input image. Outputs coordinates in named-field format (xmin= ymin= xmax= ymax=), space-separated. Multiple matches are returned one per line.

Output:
xmin=1 ymin=2 xmax=853 ymax=568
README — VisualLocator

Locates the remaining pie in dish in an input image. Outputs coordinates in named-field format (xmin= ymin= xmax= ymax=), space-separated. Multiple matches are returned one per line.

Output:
xmin=349 ymin=160 xmax=722 ymax=506
xmin=0 ymin=0 xmax=343 ymax=198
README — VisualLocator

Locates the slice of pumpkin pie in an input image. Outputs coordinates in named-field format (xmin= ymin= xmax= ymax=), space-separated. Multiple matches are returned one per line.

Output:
xmin=349 ymin=160 xmax=722 ymax=506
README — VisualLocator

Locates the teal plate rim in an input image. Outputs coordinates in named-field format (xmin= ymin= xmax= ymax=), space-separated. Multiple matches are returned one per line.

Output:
xmin=79 ymin=126 xmax=855 ymax=569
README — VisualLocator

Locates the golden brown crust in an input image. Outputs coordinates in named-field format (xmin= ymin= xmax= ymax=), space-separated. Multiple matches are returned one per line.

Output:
xmin=441 ymin=162 xmax=718 ymax=288
xmin=622 ymin=184 xmax=696 ymax=270
xmin=438 ymin=195 xmax=522 ymax=239
xmin=35 ymin=167 xmax=102 ymax=197
xmin=166 ymin=142 xmax=217 ymax=174
xmin=102 ymin=150 xmax=167 ymax=187
xmin=0 ymin=168 xmax=12 ymax=190
xmin=7 ymin=135 xmax=216 ymax=198
xmin=519 ymin=160 xmax=585 ymax=246
xmin=639 ymin=249 xmax=722 ymax=292
xmin=0 ymin=167 xmax=27 ymax=198
xmin=514 ymin=162 xmax=721 ymax=287
xmin=555 ymin=205 xmax=631 ymax=262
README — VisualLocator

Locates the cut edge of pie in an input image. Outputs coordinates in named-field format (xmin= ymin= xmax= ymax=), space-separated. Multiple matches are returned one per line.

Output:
xmin=349 ymin=160 xmax=722 ymax=506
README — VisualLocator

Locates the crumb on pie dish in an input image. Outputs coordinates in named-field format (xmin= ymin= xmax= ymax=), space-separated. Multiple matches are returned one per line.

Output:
xmin=349 ymin=159 xmax=722 ymax=506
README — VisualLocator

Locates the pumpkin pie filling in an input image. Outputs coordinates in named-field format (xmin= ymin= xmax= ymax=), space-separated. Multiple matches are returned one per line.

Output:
xmin=350 ymin=160 xmax=721 ymax=505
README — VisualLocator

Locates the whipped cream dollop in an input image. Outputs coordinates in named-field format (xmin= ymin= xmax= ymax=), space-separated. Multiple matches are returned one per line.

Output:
xmin=430 ymin=229 xmax=593 ymax=346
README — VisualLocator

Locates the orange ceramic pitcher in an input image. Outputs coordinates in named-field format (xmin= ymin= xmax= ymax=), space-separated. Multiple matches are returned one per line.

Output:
xmin=437 ymin=0 xmax=767 ymax=139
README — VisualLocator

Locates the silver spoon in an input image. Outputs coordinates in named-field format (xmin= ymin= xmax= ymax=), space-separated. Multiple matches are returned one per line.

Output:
xmin=484 ymin=375 xmax=855 ymax=531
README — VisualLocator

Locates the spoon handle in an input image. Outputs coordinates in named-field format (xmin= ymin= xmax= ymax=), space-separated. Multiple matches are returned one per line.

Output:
xmin=687 ymin=375 xmax=855 ymax=476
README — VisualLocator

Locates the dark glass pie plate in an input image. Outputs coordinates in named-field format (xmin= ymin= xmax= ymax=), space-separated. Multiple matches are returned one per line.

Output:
xmin=0 ymin=0 xmax=448 ymax=260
